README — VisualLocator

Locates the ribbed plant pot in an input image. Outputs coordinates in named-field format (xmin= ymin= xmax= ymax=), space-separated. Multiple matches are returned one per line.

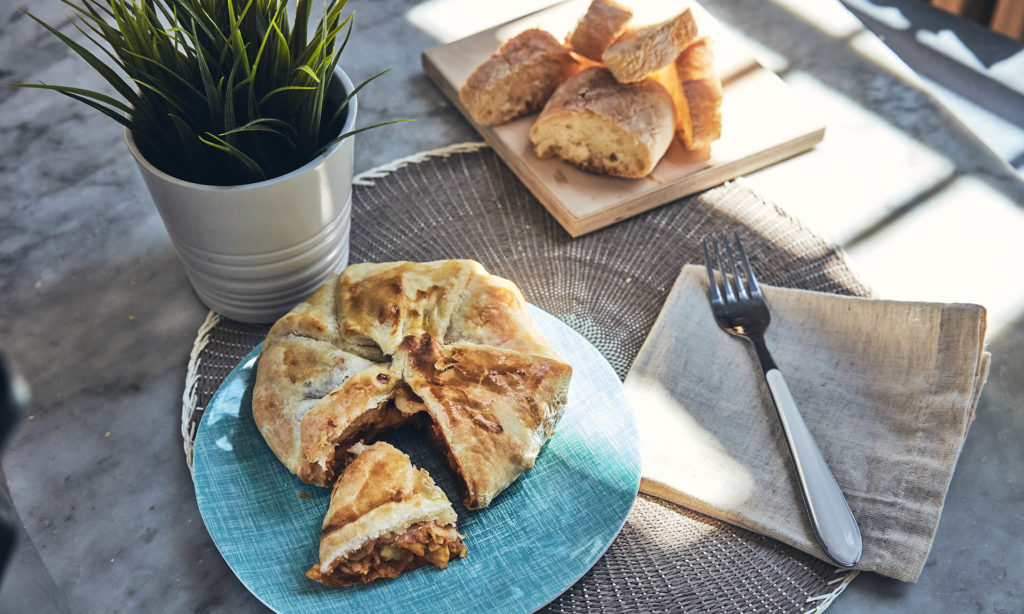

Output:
xmin=126 ymin=67 xmax=357 ymax=323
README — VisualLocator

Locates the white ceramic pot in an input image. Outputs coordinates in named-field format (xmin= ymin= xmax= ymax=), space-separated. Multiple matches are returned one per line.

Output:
xmin=126 ymin=68 xmax=357 ymax=323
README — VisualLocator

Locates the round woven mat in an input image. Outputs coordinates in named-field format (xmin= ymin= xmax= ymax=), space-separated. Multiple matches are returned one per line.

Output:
xmin=183 ymin=143 xmax=867 ymax=613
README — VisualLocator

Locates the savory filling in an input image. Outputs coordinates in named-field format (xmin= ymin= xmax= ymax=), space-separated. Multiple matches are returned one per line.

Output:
xmin=316 ymin=401 xmax=410 ymax=484
xmin=422 ymin=419 xmax=475 ymax=508
xmin=307 ymin=521 xmax=467 ymax=587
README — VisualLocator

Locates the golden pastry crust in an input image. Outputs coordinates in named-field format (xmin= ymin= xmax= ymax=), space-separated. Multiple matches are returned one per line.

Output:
xmin=393 ymin=335 xmax=572 ymax=509
xmin=306 ymin=442 xmax=467 ymax=587
xmin=253 ymin=260 xmax=573 ymax=508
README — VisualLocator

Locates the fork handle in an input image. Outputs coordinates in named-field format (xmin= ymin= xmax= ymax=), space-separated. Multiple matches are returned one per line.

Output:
xmin=752 ymin=338 xmax=863 ymax=568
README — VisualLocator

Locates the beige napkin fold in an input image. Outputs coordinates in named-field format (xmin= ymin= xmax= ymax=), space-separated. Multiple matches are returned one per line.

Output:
xmin=625 ymin=264 xmax=989 ymax=582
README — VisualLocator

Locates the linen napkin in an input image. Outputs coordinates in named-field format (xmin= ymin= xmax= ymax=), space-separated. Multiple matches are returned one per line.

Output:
xmin=625 ymin=264 xmax=989 ymax=582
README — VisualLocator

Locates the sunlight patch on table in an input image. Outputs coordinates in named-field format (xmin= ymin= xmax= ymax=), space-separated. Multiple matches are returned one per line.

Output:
xmin=849 ymin=29 xmax=922 ymax=83
xmin=741 ymin=69 xmax=954 ymax=245
xmin=988 ymin=49 xmax=1024 ymax=95
xmin=625 ymin=376 xmax=755 ymax=511
xmin=915 ymin=77 xmax=1024 ymax=170
xmin=841 ymin=0 xmax=912 ymax=30
xmin=915 ymin=28 xmax=989 ymax=72
xmin=405 ymin=0 xmax=563 ymax=43
xmin=844 ymin=175 xmax=1024 ymax=336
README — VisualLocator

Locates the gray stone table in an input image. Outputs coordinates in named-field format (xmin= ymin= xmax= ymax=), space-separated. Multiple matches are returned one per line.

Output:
xmin=1 ymin=0 xmax=1021 ymax=612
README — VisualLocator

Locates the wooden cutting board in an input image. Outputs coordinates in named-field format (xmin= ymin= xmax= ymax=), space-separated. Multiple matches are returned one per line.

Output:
xmin=422 ymin=0 xmax=825 ymax=237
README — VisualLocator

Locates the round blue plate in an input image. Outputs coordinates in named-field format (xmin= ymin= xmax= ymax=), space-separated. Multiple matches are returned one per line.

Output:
xmin=193 ymin=305 xmax=641 ymax=613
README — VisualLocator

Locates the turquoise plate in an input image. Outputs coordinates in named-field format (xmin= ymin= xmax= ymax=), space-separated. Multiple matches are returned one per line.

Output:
xmin=193 ymin=306 xmax=641 ymax=613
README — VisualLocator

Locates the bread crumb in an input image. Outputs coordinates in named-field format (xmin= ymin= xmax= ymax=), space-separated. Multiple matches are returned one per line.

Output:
xmin=128 ymin=315 xmax=135 ymax=320
xmin=104 ymin=432 xmax=111 ymax=437
xmin=297 ymin=491 xmax=311 ymax=500
xmin=27 ymin=415 xmax=34 ymax=420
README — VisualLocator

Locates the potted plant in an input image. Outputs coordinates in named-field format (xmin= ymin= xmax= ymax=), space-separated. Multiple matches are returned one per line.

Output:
xmin=14 ymin=0 xmax=404 ymax=322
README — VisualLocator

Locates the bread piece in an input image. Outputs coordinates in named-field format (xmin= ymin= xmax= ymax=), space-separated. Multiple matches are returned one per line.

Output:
xmin=676 ymin=37 xmax=722 ymax=149
xmin=459 ymin=28 xmax=577 ymax=126
xmin=529 ymin=66 xmax=675 ymax=178
xmin=567 ymin=0 xmax=633 ymax=62
xmin=253 ymin=259 xmax=573 ymax=510
xmin=602 ymin=6 xmax=698 ymax=83
xmin=649 ymin=61 xmax=689 ymax=143
xmin=305 ymin=442 xmax=467 ymax=587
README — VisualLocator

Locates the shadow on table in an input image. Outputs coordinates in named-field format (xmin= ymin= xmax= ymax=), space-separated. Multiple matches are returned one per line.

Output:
xmin=842 ymin=0 xmax=1024 ymax=127
xmin=543 ymin=495 xmax=846 ymax=614
xmin=702 ymin=0 xmax=1024 ymax=213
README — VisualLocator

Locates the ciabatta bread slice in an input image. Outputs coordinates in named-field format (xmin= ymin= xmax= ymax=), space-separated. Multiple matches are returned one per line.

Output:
xmin=529 ymin=66 xmax=675 ymax=178
xmin=602 ymin=5 xmax=698 ymax=83
xmin=459 ymin=28 xmax=577 ymax=126
xmin=676 ymin=37 xmax=722 ymax=149
xmin=567 ymin=0 xmax=633 ymax=62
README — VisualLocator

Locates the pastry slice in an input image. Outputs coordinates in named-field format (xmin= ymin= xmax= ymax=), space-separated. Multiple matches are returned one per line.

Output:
xmin=459 ymin=28 xmax=578 ymax=126
xmin=253 ymin=335 xmax=405 ymax=487
xmin=306 ymin=442 xmax=467 ymax=587
xmin=393 ymin=335 xmax=573 ymax=509
xmin=530 ymin=66 xmax=675 ymax=178
xmin=602 ymin=5 xmax=698 ymax=83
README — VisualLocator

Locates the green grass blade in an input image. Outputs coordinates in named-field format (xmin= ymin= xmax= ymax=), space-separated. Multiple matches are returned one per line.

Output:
xmin=21 ymin=9 xmax=141 ymax=108
xmin=220 ymin=118 xmax=297 ymax=149
xmin=295 ymin=65 xmax=320 ymax=83
xmin=326 ymin=67 xmax=390 ymax=128
xmin=198 ymin=132 xmax=265 ymax=180
xmin=258 ymin=85 xmax=316 ymax=107
xmin=290 ymin=0 xmax=310 ymax=51
xmin=19 ymin=85 xmax=135 ymax=129
xmin=316 ymin=118 xmax=412 ymax=154
xmin=9 ymin=82 xmax=133 ymax=114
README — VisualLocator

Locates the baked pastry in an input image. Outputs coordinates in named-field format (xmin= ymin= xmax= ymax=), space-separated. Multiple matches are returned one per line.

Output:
xmin=602 ymin=6 xmax=698 ymax=83
xmin=305 ymin=442 xmax=467 ymax=587
xmin=676 ymin=37 xmax=722 ymax=150
xmin=529 ymin=66 xmax=675 ymax=178
xmin=253 ymin=260 xmax=573 ymax=509
xmin=567 ymin=0 xmax=633 ymax=62
xmin=459 ymin=28 xmax=577 ymax=126
xmin=392 ymin=334 xmax=571 ymax=508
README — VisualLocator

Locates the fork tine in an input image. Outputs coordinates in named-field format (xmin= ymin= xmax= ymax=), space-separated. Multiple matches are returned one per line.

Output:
xmin=712 ymin=237 xmax=736 ymax=303
xmin=722 ymin=234 xmax=748 ymax=300
xmin=733 ymin=231 xmax=762 ymax=297
xmin=701 ymin=238 xmax=724 ymax=304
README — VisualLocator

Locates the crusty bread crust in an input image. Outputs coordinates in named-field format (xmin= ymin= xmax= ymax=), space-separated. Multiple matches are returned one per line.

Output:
xmin=459 ymin=28 xmax=577 ymax=126
xmin=567 ymin=0 xmax=633 ymax=62
xmin=529 ymin=66 xmax=675 ymax=178
xmin=650 ymin=61 xmax=692 ymax=147
xmin=676 ymin=37 xmax=722 ymax=149
xmin=602 ymin=7 xmax=698 ymax=83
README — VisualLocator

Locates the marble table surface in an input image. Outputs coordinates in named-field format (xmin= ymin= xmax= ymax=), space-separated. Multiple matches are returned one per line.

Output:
xmin=1 ymin=0 xmax=1022 ymax=612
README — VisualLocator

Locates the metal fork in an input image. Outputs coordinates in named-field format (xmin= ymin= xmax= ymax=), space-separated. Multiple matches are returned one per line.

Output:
xmin=702 ymin=233 xmax=862 ymax=568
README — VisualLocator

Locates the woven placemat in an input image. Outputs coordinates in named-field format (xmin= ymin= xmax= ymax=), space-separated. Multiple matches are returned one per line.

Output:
xmin=183 ymin=143 xmax=868 ymax=613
